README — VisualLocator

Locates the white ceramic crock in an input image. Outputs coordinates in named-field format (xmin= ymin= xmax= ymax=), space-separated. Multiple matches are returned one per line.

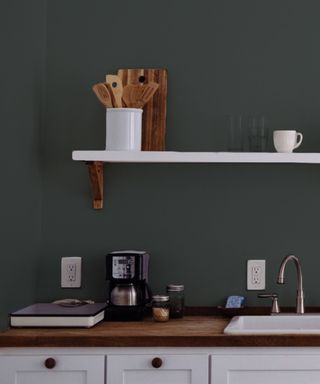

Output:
xmin=106 ymin=108 xmax=143 ymax=151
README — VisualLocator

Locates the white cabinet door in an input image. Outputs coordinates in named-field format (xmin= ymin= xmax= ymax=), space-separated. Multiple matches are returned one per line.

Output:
xmin=0 ymin=355 xmax=105 ymax=384
xmin=107 ymin=354 xmax=208 ymax=384
xmin=211 ymin=354 xmax=320 ymax=384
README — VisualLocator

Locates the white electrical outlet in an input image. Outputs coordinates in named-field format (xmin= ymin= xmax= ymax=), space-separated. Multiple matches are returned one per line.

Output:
xmin=61 ymin=257 xmax=82 ymax=288
xmin=247 ymin=259 xmax=266 ymax=290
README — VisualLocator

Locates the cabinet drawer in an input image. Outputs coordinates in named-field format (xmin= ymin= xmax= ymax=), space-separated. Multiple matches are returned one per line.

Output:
xmin=107 ymin=354 xmax=208 ymax=384
xmin=0 ymin=355 xmax=104 ymax=384
xmin=211 ymin=354 xmax=320 ymax=384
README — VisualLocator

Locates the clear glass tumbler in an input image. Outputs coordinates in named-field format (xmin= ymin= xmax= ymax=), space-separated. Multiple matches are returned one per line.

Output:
xmin=247 ymin=116 xmax=268 ymax=152
xmin=227 ymin=115 xmax=244 ymax=152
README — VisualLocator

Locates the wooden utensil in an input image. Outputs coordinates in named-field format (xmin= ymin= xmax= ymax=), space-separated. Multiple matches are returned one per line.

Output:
xmin=118 ymin=68 xmax=168 ymax=151
xmin=122 ymin=84 xmax=141 ymax=108
xmin=105 ymin=74 xmax=123 ymax=108
xmin=92 ymin=83 xmax=113 ymax=108
xmin=123 ymin=82 xmax=159 ymax=109
xmin=140 ymin=82 xmax=159 ymax=107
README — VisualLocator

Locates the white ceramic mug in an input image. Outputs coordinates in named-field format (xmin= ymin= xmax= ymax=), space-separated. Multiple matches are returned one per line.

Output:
xmin=273 ymin=130 xmax=303 ymax=153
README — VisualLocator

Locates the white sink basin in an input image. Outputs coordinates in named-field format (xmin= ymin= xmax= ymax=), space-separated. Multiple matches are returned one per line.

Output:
xmin=224 ymin=315 xmax=320 ymax=335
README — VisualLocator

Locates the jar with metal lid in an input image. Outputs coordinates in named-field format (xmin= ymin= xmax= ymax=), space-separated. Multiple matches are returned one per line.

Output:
xmin=152 ymin=295 xmax=170 ymax=322
xmin=166 ymin=284 xmax=184 ymax=318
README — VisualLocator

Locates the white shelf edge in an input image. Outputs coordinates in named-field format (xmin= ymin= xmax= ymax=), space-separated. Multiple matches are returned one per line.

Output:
xmin=72 ymin=150 xmax=320 ymax=164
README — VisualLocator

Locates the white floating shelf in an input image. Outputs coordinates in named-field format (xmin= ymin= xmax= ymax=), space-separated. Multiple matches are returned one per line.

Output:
xmin=72 ymin=150 xmax=320 ymax=209
xmin=72 ymin=150 xmax=320 ymax=164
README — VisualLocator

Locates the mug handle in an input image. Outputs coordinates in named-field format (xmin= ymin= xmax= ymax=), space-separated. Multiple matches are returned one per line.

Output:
xmin=294 ymin=132 xmax=303 ymax=149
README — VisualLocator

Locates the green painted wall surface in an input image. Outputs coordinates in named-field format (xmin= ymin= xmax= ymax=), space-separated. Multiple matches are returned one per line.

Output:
xmin=36 ymin=0 xmax=320 ymax=308
xmin=4 ymin=1 xmax=320 ymax=322
xmin=0 ymin=0 xmax=46 ymax=328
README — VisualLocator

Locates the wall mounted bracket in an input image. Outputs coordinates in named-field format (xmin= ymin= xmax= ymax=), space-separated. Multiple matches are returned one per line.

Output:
xmin=86 ymin=161 xmax=104 ymax=209
xmin=74 ymin=151 xmax=320 ymax=210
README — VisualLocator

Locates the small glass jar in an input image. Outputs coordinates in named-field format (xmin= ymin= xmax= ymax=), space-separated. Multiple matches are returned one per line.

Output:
xmin=152 ymin=295 xmax=170 ymax=322
xmin=167 ymin=284 xmax=184 ymax=318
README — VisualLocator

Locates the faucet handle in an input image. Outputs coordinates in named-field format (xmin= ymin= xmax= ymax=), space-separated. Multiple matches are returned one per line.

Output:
xmin=258 ymin=293 xmax=280 ymax=314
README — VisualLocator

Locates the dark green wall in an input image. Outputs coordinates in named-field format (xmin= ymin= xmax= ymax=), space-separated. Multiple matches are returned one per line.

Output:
xmin=0 ymin=0 xmax=46 ymax=329
xmin=36 ymin=0 xmax=320 ymax=308
xmin=4 ymin=1 xmax=320 ymax=322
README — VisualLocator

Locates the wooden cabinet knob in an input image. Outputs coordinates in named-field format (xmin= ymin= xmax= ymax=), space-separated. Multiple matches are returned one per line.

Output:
xmin=151 ymin=357 xmax=163 ymax=368
xmin=44 ymin=357 xmax=56 ymax=369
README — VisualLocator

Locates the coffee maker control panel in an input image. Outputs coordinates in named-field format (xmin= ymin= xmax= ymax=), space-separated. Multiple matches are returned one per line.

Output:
xmin=112 ymin=256 xmax=135 ymax=279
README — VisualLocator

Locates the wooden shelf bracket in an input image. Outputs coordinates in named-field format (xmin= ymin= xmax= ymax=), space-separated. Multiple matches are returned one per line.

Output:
xmin=86 ymin=161 xmax=104 ymax=209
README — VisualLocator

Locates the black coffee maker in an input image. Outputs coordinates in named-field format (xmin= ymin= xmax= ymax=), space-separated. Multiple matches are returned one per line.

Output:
xmin=105 ymin=250 xmax=152 ymax=321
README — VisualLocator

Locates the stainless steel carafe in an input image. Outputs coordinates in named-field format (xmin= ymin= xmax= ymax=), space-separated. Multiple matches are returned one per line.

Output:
xmin=110 ymin=283 xmax=142 ymax=306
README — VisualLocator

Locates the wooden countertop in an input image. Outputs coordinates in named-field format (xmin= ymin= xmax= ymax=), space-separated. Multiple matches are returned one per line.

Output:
xmin=2 ymin=316 xmax=320 ymax=348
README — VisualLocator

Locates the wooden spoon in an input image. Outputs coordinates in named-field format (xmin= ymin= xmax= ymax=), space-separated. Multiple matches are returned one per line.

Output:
xmin=140 ymin=82 xmax=159 ymax=107
xmin=105 ymin=74 xmax=123 ymax=107
xmin=92 ymin=83 xmax=113 ymax=108
xmin=123 ymin=82 xmax=159 ymax=108
xmin=122 ymin=84 xmax=141 ymax=108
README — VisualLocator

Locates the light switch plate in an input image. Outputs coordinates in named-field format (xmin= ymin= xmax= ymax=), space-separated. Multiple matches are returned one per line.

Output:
xmin=61 ymin=257 xmax=82 ymax=288
xmin=247 ymin=259 xmax=266 ymax=290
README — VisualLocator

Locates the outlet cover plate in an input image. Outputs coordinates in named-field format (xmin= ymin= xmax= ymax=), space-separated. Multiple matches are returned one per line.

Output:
xmin=61 ymin=257 xmax=82 ymax=288
xmin=247 ymin=259 xmax=266 ymax=290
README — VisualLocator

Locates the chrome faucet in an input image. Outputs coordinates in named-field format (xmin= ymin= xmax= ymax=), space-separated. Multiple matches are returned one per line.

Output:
xmin=258 ymin=293 xmax=280 ymax=314
xmin=277 ymin=255 xmax=304 ymax=314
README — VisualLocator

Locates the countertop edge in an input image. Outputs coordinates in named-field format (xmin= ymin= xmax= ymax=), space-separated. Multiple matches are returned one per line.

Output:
xmin=3 ymin=315 xmax=320 ymax=348
xmin=3 ymin=335 xmax=320 ymax=348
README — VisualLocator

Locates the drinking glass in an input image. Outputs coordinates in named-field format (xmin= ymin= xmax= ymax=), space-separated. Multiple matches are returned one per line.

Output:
xmin=247 ymin=116 xmax=268 ymax=152
xmin=227 ymin=115 xmax=244 ymax=151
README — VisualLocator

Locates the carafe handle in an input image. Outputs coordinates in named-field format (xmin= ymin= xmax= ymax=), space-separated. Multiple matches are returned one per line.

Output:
xmin=145 ymin=281 xmax=153 ymax=306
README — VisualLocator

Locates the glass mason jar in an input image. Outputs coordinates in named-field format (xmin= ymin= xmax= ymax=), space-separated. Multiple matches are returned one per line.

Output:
xmin=152 ymin=295 xmax=170 ymax=322
xmin=166 ymin=284 xmax=184 ymax=318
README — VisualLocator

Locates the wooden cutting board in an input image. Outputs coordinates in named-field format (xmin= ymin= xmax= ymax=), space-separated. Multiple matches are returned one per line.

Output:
xmin=117 ymin=68 xmax=168 ymax=151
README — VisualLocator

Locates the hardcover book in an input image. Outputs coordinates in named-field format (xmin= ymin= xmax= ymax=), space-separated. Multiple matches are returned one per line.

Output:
xmin=10 ymin=303 xmax=107 ymax=328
